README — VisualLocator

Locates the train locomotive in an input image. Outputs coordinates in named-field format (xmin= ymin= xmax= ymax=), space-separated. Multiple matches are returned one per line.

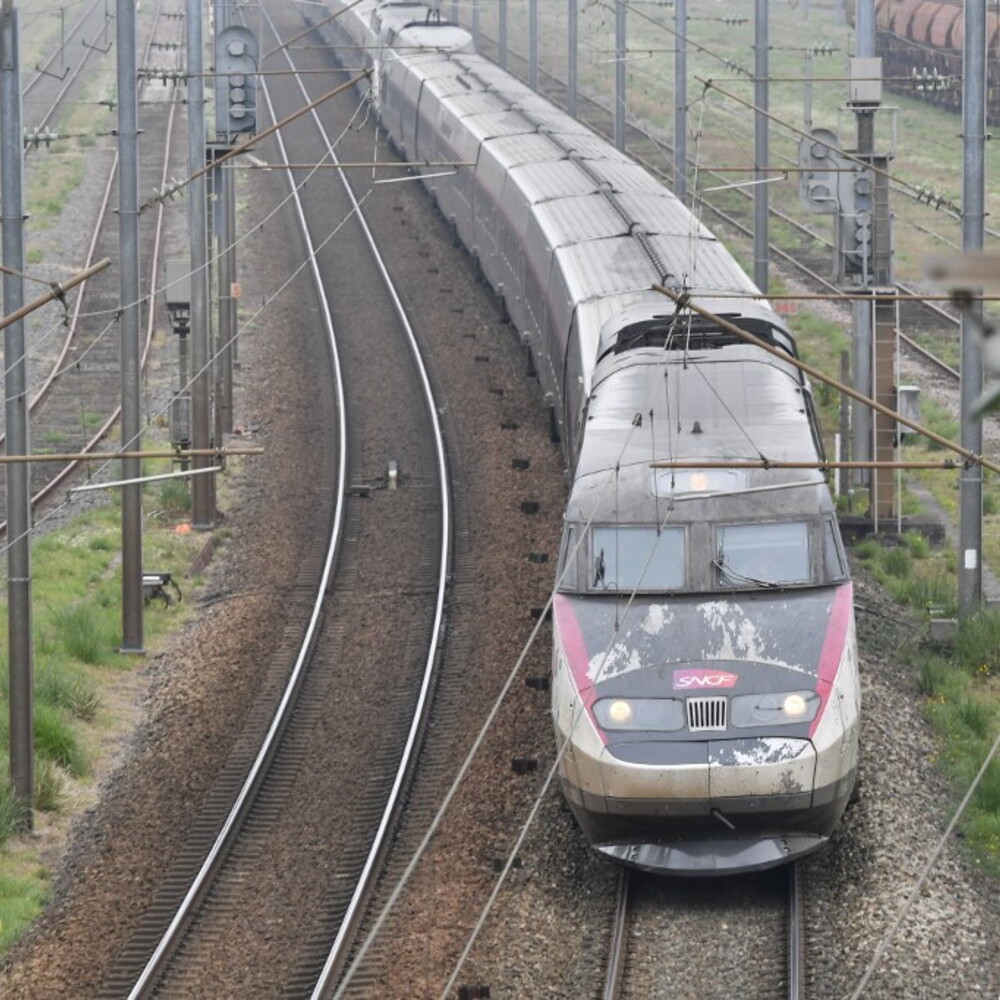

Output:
xmin=314 ymin=0 xmax=861 ymax=875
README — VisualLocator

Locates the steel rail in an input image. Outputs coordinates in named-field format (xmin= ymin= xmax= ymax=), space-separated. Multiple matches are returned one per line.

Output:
xmin=22 ymin=0 xmax=104 ymax=103
xmin=126 ymin=3 xmax=452 ymax=994
xmin=0 ymin=0 xmax=176 ymax=535
xmin=788 ymin=863 xmax=804 ymax=1000
xmin=122 ymin=28 xmax=353 ymax=1000
xmin=603 ymin=867 xmax=631 ymax=1000
xmin=252 ymin=7 xmax=454 ymax=995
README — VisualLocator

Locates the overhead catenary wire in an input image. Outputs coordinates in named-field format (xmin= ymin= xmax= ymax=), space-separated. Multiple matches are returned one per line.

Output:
xmin=441 ymin=477 xmax=691 ymax=996
xmin=849 ymin=725 xmax=1000 ymax=999
xmin=27 ymin=1 xmax=991 ymax=993
xmin=0 ymin=81 xmax=378 ymax=422
xmin=601 ymin=0 xmax=994 ymax=249
xmin=334 ymin=376 xmax=662 ymax=997
xmin=651 ymin=284 xmax=1000 ymax=476
xmin=698 ymin=75 xmax=965 ymax=213
xmin=0 ymin=86 xmax=380 ymax=563
xmin=335 ymin=6 xmax=1000 ymax=995
xmin=140 ymin=69 xmax=372 ymax=212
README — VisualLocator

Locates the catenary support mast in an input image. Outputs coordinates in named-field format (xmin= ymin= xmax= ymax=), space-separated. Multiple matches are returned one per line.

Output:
xmin=2 ymin=0 xmax=33 ymax=826
xmin=959 ymin=0 xmax=986 ymax=616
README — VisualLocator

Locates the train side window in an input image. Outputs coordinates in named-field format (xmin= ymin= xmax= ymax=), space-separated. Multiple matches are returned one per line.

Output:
xmin=715 ymin=521 xmax=810 ymax=588
xmin=589 ymin=525 xmax=685 ymax=592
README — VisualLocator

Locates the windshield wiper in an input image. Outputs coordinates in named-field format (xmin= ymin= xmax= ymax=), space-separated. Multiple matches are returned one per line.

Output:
xmin=593 ymin=548 xmax=606 ymax=587
xmin=713 ymin=555 xmax=781 ymax=589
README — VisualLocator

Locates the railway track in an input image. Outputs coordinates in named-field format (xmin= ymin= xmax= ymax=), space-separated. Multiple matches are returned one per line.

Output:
xmin=21 ymin=0 xmax=112 ymax=137
xmin=98 ymin=4 xmax=454 ymax=994
xmin=604 ymin=865 xmax=805 ymax=1000
xmin=0 ymin=0 xmax=181 ymax=529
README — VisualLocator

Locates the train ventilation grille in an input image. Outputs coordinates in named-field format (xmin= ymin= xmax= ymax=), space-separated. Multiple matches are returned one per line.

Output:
xmin=686 ymin=696 xmax=727 ymax=732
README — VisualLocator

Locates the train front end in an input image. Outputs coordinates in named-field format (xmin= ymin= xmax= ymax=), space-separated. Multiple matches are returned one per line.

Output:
xmin=551 ymin=341 xmax=859 ymax=875
xmin=552 ymin=580 xmax=859 ymax=875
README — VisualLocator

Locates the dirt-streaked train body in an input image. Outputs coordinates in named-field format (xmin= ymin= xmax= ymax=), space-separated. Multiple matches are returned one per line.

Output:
xmin=317 ymin=0 xmax=860 ymax=874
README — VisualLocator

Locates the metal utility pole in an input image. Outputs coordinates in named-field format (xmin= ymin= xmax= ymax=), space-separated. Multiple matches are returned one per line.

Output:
xmin=855 ymin=0 xmax=874 ymax=56
xmin=674 ymin=0 xmax=687 ymax=203
xmin=847 ymin=0 xmax=894 ymax=520
xmin=568 ymin=0 xmax=577 ymax=119
xmin=614 ymin=0 xmax=625 ymax=152
xmin=753 ymin=0 xmax=768 ymax=292
xmin=529 ymin=0 xmax=537 ymax=90
xmin=215 ymin=159 xmax=235 ymax=435
xmin=213 ymin=0 xmax=235 ymax=437
xmin=117 ymin=0 xmax=144 ymax=651
xmin=959 ymin=0 xmax=986 ymax=616
xmin=850 ymin=0 xmax=875 ymax=479
xmin=2 ymin=0 xmax=33 ymax=826
xmin=187 ymin=0 xmax=213 ymax=529
xmin=213 ymin=12 xmax=256 ymax=442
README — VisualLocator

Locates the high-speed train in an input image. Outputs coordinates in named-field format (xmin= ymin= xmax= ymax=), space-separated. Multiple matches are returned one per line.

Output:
xmin=314 ymin=0 xmax=860 ymax=875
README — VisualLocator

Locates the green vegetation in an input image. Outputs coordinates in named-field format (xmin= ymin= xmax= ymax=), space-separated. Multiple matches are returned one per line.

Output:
xmin=855 ymin=528 xmax=1000 ymax=870
xmin=915 ymin=613 xmax=1000 ymax=872
xmin=79 ymin=410 xmax=104 ymax=433
xmin=155 ymin=478 xmax=192 ymax=518
xmin=854 ymin=532 xmax=957 ymax=617
xmin=0 ymin=499 xmax=207 ymax=951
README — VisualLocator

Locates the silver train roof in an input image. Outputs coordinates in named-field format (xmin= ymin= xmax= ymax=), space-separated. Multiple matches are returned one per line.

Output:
xmin=568 ymin=344 xmax=829 ymax=525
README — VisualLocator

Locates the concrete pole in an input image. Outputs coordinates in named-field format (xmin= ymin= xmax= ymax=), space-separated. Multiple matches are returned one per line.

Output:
xmin=567 ymin=0 xmax=577 ymax=119
xmin=1 ymin=0 xmax=34 ymax=826
xmin=674 ymin=0 xmax=687 ymax=203
xmin=959 ymin=0 xmax=985 ymax=616
xmin=753 ymin=0 xmax=768 ymax=292
xmin=117 ymin=0 xmax=144 ymax=652
xmin=187 ymin=0 xmax=213 ymax=528
xmin=529 ymin=0 xmax=537 ymax=90
xmin=614 ymin=0 xmax=625 ymax=152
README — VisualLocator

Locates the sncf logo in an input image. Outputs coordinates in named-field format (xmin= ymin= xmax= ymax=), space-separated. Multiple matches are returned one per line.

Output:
xmin=673 ymin=668 xmax=739 ymax=690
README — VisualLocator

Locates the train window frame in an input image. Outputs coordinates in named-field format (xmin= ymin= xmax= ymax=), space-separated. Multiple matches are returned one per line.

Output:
xmin=714 ymin=520 xmax=811 ymax=589
xmin=823 ymin=517 xmax=848 ymax=581
xmin=588 ymin=524 xmax=686 ymax=593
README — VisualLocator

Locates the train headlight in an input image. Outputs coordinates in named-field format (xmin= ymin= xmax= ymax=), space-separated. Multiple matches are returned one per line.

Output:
xmin=593 ymin=697 xmax=685 ymax=732
xmin=782 ymin=693 xmax=808 ymax=717
xmin=608 ymin=700 xmax=633 ymax=724
xmin=730 ymin=691 xmax=820 ymax=727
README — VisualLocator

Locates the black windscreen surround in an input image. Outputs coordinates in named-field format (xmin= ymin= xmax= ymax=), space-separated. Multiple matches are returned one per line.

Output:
xmin=610 ymin=315 xmax=797 ymax=358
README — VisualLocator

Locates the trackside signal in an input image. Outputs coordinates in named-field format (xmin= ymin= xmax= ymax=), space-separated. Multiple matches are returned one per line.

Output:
xmin=215 ymin=25 xmax=258 ymax=144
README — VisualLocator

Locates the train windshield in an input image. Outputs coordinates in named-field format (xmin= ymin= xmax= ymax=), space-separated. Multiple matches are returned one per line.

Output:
xmin=589 ymin=525 xmax=685 ymax=592
xmin=715 ymin=521 xmax=810 ymax=588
